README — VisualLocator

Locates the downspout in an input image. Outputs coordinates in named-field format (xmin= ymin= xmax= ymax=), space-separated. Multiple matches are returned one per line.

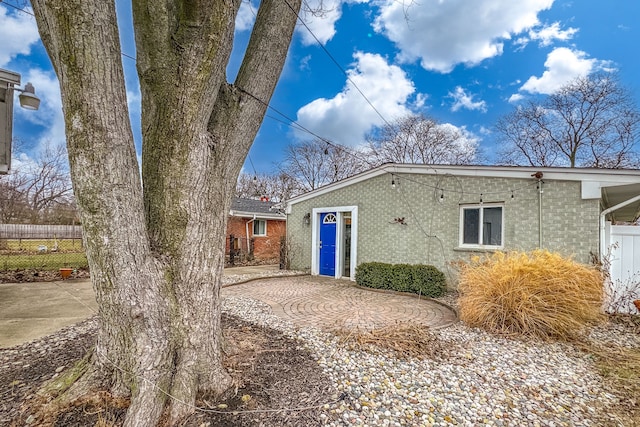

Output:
xmin=538 ymin=179 xmax=544 ymax=248
xmin=246 ymin=215 xmax=256 ymax=253
xmin=599 ymin=193 xmax=640 ymax=259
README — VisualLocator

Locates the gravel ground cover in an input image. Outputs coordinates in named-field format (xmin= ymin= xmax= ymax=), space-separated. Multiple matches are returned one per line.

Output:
xmin=1 ymin=270 xmax=638 ymax=426
xmin=224 ymin=289 xmax=639 ymax=427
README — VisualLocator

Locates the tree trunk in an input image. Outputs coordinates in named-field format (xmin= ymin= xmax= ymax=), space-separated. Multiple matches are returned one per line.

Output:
xmin=30 ymin=0 xmax=301 ymax=425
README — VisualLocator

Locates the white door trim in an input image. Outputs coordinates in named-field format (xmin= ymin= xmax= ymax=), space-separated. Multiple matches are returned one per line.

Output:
xmin=311 ymin=206 xmax=358 ymax=280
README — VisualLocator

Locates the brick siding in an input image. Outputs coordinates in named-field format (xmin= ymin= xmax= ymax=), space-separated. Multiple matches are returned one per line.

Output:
xmin=287 ymin=172 xmax=600 ymax=285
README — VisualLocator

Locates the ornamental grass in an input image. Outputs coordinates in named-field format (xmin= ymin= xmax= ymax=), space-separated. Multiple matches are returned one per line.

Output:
xmin=458 ymin=250 xmax=604 ymax=340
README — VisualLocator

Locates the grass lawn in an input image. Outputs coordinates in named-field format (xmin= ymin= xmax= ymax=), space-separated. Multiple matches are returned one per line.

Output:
xmin=0 ymin=252 xmax=88 ymax=270
xmin=1 ymin=239 xmax=83 ymax=252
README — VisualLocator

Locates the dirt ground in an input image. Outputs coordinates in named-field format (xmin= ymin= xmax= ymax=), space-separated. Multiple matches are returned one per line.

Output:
xmin=0 ymin=314 xmax=337 ymax=426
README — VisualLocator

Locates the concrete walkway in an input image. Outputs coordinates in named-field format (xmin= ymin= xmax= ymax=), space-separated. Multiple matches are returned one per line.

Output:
xmin=0 ymin=280 xmax=97 ymax=348
xmin=0 ymin=266 xmax=456 ymax=348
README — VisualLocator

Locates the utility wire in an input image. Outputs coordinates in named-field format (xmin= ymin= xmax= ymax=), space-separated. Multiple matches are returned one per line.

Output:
xmin=0 ymin=0 xmax=34 ymax=16
xmin=1 ymin=1 xmax=138 ymax=61
xmin=239 ymin=87 xmax=377 ymax=168
xmin=283 ymin=0 xmax=394 ymax=130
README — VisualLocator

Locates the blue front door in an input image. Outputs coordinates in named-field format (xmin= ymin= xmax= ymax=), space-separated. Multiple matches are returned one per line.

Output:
xmin=319 ymin=212 xmax=337 ymax=276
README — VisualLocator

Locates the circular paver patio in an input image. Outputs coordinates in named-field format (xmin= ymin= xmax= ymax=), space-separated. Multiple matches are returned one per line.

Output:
xmin=222 ymin=275 xmax=457 ymax=331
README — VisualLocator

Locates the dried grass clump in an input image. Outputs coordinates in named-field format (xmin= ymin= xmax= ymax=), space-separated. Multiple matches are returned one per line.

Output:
xmin=335 ymin=322 xmax=453 ymax=359
xmin=458 ymin=250 xmax=604 ymax=340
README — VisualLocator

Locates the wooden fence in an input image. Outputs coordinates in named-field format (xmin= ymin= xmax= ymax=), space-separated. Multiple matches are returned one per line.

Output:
xmin=0 ymin=224 xmax=83 ymax=239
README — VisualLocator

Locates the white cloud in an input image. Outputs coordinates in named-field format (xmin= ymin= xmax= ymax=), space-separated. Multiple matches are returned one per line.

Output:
xmin=126 ymin=88 xmax=141 ymax=114
xmin=373 ymin=0 xmax=554 ymax=73
xmin=527 ymin=22 xmax=578 ymax=47
xmin=235 ymin=0 xmax=258 ymax=32
xmin=14 ymin=68 xmax=65 ymax=149
xmin=413 ymin=93 xmax=428 ymax=109
xmin=10 ymin=151 xmax=38 ymax=173
xmin=448 ymin=86 xmax=487 ymax=112
xmin=439 ymin=123 xmax=480 ymax=153
xmin=508 ymin=93 xmax=525 ymax=103
xmin=297 ymin=0 xmax=367 ymax=45
xmin=0 ymin=6 xmax=40 ymax=68
xmin=295 ymin=52 xmax=414 ymax=146
xmin=515 ymin=47 xmax=611 ymax=96
xmin=297 ymin=0 xmax=344 ymax=45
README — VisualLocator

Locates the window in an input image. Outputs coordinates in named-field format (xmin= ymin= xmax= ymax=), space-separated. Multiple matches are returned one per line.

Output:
xmin=460 ymin=204 xmax=503 ymax=248
xmin=253 ymin=219 xmax=266 ymax=236
xmin=323 ymin=213 xmax=337 ymax=224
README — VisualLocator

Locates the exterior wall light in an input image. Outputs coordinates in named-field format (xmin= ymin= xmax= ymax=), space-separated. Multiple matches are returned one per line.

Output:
xmin=303 ymin=212 xmax=311 ymax=226
xmin=16 ymin=82 xmax=41 ymax=110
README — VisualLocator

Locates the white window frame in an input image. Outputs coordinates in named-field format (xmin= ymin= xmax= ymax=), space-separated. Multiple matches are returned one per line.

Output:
xmin=459 ymin=203 xmax=504 ymax=249
xmin=253 ymin=219 xmax=267 ymax=236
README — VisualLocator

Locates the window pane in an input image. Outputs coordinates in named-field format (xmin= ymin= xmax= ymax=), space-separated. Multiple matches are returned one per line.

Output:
xmin=253 ymin=220 xmax=266 ymax=235
xmin=482 ymin=207 xmax=502 ymax=245
xmin=463 ymin=208 xmax=479 ymax=244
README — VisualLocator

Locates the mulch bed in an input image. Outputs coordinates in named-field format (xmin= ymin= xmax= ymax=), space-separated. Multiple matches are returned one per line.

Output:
xmin=0 ymin=268 xmax=90 ymax=284
xmin=0 ymin=315 xmax=336 ymax=426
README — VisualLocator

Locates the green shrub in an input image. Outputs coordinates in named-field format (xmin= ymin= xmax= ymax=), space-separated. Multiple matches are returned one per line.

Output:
xmin=458 ymin=250 xmax=604 ymax=339
xmin=411 ymin=264 xmax=447 ymax=297
xmin=355 ymin=262 xmax=446 ymax=297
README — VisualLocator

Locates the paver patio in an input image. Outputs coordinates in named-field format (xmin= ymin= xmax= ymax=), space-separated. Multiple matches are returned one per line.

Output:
xmin=222 ymin=275 xmax=457 ymax=331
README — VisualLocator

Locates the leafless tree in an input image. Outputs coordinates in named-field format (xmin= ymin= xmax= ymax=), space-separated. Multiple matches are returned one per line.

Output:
xmin=280 ymin=139 xmax=369 ymax=192
xmin=366 ymin=114 xmax=479 ymax=165
xmin=20 ymin=143 xmax=73 ymax=222
xmin=496 ymin=73 xmax=640 ymax=168
xmin=235 ymin=171 xmax=300 ymax=202
xmin=0 ymin=172 xmax=29 ymax=223
xmin=0 ymin=142 xmax=74 ymax=224
xmin=29 ymin=0 xmax=302 ymax=425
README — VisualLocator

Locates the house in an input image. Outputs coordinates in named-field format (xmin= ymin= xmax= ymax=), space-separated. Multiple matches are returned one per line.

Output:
xmin=284 ymin=164 xmax=640 ymax=292
xmin=226 ymin=197 xmax=286 ymax=263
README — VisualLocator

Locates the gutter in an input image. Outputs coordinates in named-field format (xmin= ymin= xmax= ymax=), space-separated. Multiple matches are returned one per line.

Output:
xmin=599 ymin=193 xmax=640 ymax=258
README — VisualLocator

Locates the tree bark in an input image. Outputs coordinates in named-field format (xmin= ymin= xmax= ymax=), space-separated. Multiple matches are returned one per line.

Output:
xmin=30 ymin=0 xmax=301 ymax=425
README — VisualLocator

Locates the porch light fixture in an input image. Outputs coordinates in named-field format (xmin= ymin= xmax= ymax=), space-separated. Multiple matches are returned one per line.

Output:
xmin=16 ymin=82 xmax=41 ymax=110
xmin=303 ymin=212 xmax=311 ymax=226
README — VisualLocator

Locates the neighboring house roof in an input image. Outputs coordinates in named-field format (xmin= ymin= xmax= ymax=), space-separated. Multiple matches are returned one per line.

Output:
xmin=285 ymin=163 xmax=640 ymax=222
xmin=230 ymin=197 xmax=285 ymax=220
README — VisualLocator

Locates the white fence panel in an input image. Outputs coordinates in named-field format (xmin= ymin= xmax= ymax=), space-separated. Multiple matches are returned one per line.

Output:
xmin=606 ymin=223 xmax=640 ymax=314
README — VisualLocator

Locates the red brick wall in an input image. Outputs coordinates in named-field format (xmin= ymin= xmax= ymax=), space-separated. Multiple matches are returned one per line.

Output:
xmin=225 ymin=216 xmax=286 ymax=261
xmin=253 ymin=219 xmax=286 ymax=259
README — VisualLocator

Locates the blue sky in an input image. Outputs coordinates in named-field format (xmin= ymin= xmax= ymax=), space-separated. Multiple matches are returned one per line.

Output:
xmin=1 ymin=0 xmax=639 ymax=174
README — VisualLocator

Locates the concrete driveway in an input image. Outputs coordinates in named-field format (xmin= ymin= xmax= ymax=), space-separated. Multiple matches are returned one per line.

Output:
xmin=1 ymin=266 xmax=456 ymax=348
xmin=0 ymin=280 xmax=97 ymax=348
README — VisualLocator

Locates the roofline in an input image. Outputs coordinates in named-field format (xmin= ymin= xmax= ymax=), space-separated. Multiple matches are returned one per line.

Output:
xmin=0 ymin=68 xmax=20 ymax=86
xmin=229 ymin=210 xmax=285 ymax=220
xmin=285 ymin=163 xmax=640 ymax=209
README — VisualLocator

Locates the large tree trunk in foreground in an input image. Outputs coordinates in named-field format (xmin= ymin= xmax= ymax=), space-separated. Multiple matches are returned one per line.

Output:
xmin=30 ymin=0 xmax=301 ymax=425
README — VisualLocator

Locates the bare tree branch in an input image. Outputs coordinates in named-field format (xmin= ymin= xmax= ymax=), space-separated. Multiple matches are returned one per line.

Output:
xmin=496 ymin=73 xmax=640 ymax=168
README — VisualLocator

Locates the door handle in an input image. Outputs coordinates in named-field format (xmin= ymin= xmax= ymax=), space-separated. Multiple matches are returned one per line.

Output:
xmin=319 ymin=241 xmax=322 ymax=249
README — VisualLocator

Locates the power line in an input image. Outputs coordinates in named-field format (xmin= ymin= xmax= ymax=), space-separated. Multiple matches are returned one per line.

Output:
xmin=239 ymin=87 xmax=377 ymax=168
xmin=120 ymin=51 xmax=136 ymax=61
xmin=0 ymin=1 xmax=34 ymax=16
xmin=283 ymin=0 xmax=394 ymax=130
xmin=1 ymin=1 xmax=138 ymax=61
